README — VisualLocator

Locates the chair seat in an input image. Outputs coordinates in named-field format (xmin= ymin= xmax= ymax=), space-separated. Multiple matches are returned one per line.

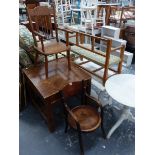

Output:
xmin=35 ymin=40 xmax=70 ymax=55
xmin=68 ymin=105 xmax=101 ymax=132
xmin=71 ymin=44 xmax=120 ymax=66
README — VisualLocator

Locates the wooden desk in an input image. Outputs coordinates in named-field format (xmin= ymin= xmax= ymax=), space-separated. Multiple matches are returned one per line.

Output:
xmin=22 ymin=57 xmax=91 ymax=132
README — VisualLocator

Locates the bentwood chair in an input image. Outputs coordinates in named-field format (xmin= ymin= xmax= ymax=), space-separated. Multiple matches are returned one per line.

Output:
xmin=26 ymin=4 xmax=72 ymax=78
xmin=60 ymin=80 xmax=106 ymax=155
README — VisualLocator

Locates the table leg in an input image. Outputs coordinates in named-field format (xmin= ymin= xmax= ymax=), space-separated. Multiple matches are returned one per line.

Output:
xmin=127 ymin=110 xmax=135 ymax=122
xmin=45 ymin=102 xmax=55 ymax=132
xmin=98 ymin=90 xmax=109 ymax=107
xmin=107 ymin=106 xmax=134 ymax=139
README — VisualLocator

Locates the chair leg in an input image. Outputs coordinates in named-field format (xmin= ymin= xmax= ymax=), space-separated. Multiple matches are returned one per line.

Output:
xmin=65 ymin=119 xmax=68 ymax=133
xmin=35 ymin=53 xmax=38 ymax=65
xmin=77 ymin=123 xmax=84 ymax=155
xmin=55 ymin=54 xmax=58 ymax=60
xmin=101 ymin=108 xmax=106 ymax=139
xmin=118 ymin=60 xmax=123 ymax=74
xmin=70 ymin=10 xmax=73 ymax=25
xmin=101 ymin=123 xmax=106 ymax=139
xmin=64 ymin=110 xmax=68 ymax=133
xmin=45 ymin=56 xmax=48 ymax=78
xmin=67 ymin=50 xmax=71 ymax=70
xmin=103 ymin=60 xmax=109 ymax=85
xmin=118 ymin=46 xmax=125 ymax=73
xmin=62 ymin=102 xmax=69 ymax=133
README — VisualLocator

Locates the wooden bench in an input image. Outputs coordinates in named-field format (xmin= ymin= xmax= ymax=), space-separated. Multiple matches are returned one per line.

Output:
xmin=64 ymin=30 xmax=125 ymax=85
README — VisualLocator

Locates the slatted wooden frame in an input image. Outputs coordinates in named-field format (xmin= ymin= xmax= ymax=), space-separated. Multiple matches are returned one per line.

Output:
xmin=66 ymin=30 xmax=125 ymax=85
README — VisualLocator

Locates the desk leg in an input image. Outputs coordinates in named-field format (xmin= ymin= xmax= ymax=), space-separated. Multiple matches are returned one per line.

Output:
xmin=45 ymin=102 xmax=55 ymax=132
xmin=22 ymin=72 xmax=27 ymax=107
xmin=107 ymin=106 xmax=134 ymax=139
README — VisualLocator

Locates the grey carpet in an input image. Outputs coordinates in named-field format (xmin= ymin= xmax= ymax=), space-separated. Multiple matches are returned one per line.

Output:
xmin=19 ymin=65 xmax=135 ymax=155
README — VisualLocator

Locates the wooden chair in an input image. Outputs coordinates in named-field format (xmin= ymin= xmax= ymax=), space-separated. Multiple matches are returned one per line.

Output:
xmin=60 ymin=80 xmax=106 ymax=155
xmin=108 ymin=6 xmax=135 ymax=28
xmin=26 ymin=4 xmax=72 ymax=78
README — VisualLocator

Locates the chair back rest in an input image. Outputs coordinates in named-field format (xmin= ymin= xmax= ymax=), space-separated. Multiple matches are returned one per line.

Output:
xmin=81 ymin=0 xmax=97 ymax=7
xmin=108 ymin=6 xmax=135 ymax=27
xmin=27 ymin=5 xmax=59 ymax=41
xmin=61 ymin=81 xmax=85 ymax=101
xmin=25 ymin=0 xmax=39 ymax=9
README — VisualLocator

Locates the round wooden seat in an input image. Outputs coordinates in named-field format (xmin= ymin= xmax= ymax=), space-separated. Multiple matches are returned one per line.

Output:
xmin=68 ymin=105 xmax=101 ymax=132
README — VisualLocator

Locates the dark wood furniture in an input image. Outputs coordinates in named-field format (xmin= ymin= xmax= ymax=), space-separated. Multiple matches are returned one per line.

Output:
xmin=124 ymin=25 xmax=135 ymax=48
xmin=26 ymin=5 xmax=72 ymax=78
xmin=25 ymin=0 xmax=39 ymax=9
xmin=124 ymin=25 xmax=135 ymax=64
xmin=22 ymin=58 xmax=91 ymax=132
xmin=60 ymin=80 xmax=106 ymax=155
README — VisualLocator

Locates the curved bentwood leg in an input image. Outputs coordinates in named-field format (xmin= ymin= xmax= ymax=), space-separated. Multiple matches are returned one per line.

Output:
xmin=107 ymin=106 xmax=135 ymax=139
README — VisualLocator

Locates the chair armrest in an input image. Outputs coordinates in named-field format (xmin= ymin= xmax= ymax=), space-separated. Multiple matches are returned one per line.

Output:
xmin=33 ymin=31 xmax=46 ymax=39
xmin=64 ymin=103 xmax=79 ymax=123
xmin=32 ymin=31 xmax=47 ymax=52
xmin=85 ymin=92 xmax=103 ymax=109
xmin=33 ymin=46 xmax=47 ymax=55
xmin=57 ymin=27 xmax=74 ymax=46
xmin=111 ymin=45 xmax=125 ymax=52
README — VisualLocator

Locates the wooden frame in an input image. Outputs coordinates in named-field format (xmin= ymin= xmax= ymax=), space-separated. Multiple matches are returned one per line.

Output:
xmin=22 ymin=58 xmax=92 ymax=132
xmin=26 ymin=4 xmax=73 ymax=78
xmin=59 ymin=28 xmax=125 ymax=85
xmin=108 ymin=6 xmax=135 ymax=28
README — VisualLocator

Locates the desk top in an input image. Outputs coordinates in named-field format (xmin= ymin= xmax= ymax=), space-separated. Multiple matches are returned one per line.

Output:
xmin=23 ymin=58 xmax=91 ymax=101
xmin=105 ymin=74 xmax=135 ymax=107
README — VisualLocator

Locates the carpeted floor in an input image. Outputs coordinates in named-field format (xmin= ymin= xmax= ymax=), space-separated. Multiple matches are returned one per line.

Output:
xmin=19 ymin=65 xmax=135 ymax=155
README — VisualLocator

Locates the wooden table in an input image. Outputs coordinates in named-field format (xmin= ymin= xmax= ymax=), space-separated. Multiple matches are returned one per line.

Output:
xmin=22 ymin=57 xmax=91 ymax=132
